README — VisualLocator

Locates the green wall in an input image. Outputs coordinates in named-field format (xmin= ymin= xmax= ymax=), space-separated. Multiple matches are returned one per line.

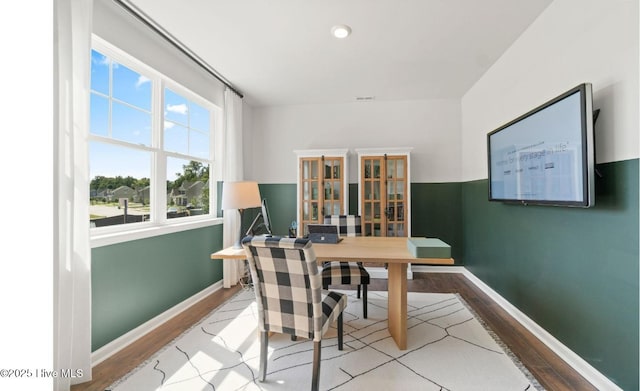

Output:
xmin=411 ymin=182 xmax=463 ymax=263
xmin=240 ymin=184 xmax=298 ymax=237
xmin=91 ymin=224 xmax=224 ymax=351
xmin=461 ymin=159 xmax=639 ymax=390
xmin=258 ymin=183 xmax=298 ymax=236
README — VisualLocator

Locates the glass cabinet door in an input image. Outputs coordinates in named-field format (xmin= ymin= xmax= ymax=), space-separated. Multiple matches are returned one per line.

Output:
xmin=385 ymin=155 xmax=407 ymax=237
xmin=361 ymin=156 xmax=384 ymax=237
xmin=323 ymin=158 xmax=343 ymax=218
xmin=299 ymin=156 xmax=344 ymax=235
xmin=360 ymin=154 xmax=408 ymax=238
xmin=300 ymin=157 xmax=320 ymax=235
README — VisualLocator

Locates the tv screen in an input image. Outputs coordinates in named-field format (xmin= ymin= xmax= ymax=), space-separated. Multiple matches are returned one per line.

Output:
xmin=487 ymin=83 xmax=595 ymax=207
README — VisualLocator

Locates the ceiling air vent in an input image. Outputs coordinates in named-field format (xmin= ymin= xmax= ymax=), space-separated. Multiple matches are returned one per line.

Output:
xmin=355 ymin=96 xmax=376 ymax=101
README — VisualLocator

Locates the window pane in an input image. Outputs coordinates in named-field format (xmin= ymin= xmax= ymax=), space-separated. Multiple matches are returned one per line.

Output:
xmin=303 ymin=161 xmax=309 ymax=179
xmin=164 ymin=122 xmax=188 ymax=155
xmin=190 ymin=101 xmax=210 ymax=132
xmin=167 ymin=158 xmax=210 ymax=218
xmin=396 ymin=160 xmax=405 ymax=178
xmin=190 ymin=130 xmax=209 ymax=159
xmin=89 ymin=142 xmax=151 ymax=227
xmin=113 ymin=62 xmax=151 ymax=111
xmin=164 ymin=88 xmax=211 ymax=159
xmin=165 ymin=89 xmax=188 ymax=125
xmin=90 ymin=50 xmax=109 ymax=95
xmin=112 ymin=102 xmax=152 ymax=146
xmin=387 ymin=159 xmax=395 ymax=179
xmin=90 ymin=94 xmax=109 ymax=136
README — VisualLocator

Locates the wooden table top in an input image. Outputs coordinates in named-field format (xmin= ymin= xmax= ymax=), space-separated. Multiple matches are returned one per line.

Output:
xmin=313 ymin=236 xmax=453 ymax=264
xmin=211 ymin=236 xmax=454 ymax=265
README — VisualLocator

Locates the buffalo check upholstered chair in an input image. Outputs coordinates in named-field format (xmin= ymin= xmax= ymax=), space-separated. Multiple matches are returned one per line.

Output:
xmin=321 ymin=215 xmax=370 ymax=318
xmin=241 ymin=236 xmax=347 ymax=391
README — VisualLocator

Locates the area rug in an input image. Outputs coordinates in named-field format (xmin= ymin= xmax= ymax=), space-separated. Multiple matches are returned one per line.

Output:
xmin=109 ymin=289 xmax=543 ymax=391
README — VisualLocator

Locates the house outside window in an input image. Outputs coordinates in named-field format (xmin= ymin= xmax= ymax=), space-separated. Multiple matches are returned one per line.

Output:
xmin=89 ymin=37 xmax=218 ymax=238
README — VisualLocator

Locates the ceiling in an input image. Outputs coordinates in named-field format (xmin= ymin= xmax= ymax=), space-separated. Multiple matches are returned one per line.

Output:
xmin=127 ymin=0 xmax=553 ymax=107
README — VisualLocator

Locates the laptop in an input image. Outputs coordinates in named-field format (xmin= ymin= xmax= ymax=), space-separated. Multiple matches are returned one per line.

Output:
xmin=307 ymin=224 xmax=343 ymax=244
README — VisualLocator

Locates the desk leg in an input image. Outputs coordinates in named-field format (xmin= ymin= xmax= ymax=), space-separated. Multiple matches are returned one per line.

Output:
xmin=387 ymin=263 xmax=407 ymax=350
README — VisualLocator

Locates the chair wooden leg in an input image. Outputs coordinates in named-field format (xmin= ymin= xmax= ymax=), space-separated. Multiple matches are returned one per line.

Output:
xmin=312 ymin=340 xmax=321 ymax=391
xmin=337 ymin=313 xmax=343 ymax=350
xmin=363 ymin=284 xmax=368 ymax=319
xmin=259 ymin=331 xmax=268 ymax=382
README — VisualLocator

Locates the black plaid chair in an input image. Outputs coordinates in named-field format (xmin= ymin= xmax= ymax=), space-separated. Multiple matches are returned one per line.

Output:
xmin=321 ymin=215 xmax=370 ymax=318
xmin=242 ymin=236 xmax=347 ymax=391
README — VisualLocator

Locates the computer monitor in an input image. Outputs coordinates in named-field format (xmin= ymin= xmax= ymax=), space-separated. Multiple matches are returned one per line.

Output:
xmin=245 ymin=198 xmax=273 ymax=236
xmin=260 ymin=198 xmax=273 ymax=235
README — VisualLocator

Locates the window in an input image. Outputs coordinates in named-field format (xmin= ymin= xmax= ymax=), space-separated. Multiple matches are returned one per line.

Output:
xmin=89 ymin=38 xmax=218 ymax=240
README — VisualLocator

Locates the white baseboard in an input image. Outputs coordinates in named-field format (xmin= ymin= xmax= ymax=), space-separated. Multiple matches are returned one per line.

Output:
xmin=411 ymin=265 xmax=466 ymax=273
xmin=91 ymin=280 xmax=224 ymax=366
xmin=366 ymin=266 xmax=413 ymax=280
xmin=413 ymin=265 xmax=621 ymax=391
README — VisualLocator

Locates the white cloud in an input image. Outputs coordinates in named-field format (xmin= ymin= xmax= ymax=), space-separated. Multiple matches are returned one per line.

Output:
xmin=166 ymin=103 xmax=188 ymax=115
xmin=97 ymin=55 xmax=109 ymax=66
xmin=164 ymin=121 xmax=175 ymax=129
xmin=136 ymin=75 xmax=150 ymax=88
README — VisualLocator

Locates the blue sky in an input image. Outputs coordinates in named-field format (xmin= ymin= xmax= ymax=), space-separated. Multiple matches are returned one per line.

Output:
xmin=90 ymin=49 xmax=210 ymax=182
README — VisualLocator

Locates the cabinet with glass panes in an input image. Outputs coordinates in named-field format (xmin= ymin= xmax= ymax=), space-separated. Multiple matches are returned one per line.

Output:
xmin=295 ymin=149 xmax=348 ymax=236
xmin=357 ymin=148 xmax=411 ymax=238
xmin=356 ymin=148 xmax=412 ymax=277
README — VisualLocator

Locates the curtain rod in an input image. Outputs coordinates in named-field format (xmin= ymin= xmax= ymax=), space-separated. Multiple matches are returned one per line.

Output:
xmin=113 ymin=0 xmax=244 ymax=98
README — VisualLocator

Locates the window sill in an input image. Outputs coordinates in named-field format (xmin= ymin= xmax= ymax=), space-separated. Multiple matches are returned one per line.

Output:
xmin=91 ymin=217 xmax=223 ymax=248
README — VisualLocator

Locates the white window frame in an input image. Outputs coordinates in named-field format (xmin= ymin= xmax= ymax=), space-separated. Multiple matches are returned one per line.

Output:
xmin=90 ymin=36 xmax=223 ymax=248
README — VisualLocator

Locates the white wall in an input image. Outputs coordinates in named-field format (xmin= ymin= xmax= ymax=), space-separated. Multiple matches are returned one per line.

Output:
xmin=248 ymin=99 xmax=462 ymax=184
xmin=93 ymin=0 xmax=226 ymax=108
xmin=461 ymin=0 xmax=639 ymax=181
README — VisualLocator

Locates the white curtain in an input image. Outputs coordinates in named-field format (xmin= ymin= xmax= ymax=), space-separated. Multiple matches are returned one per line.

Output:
xmin=53 ymin=0 xmax=93 ymax=389
xmin=222 ymin=88 xmax=245 ymax=288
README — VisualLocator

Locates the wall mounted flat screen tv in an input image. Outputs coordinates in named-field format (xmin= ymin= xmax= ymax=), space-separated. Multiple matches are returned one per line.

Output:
xmin=487 ymin=83 xmax=595 ymax=207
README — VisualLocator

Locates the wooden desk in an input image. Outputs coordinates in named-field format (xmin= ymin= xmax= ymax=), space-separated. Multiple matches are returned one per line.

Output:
xmin=211 ymin=236 xmax=454 ymax=350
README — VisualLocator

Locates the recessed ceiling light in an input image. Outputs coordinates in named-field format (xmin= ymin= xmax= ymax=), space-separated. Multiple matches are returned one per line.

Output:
xmin=331 ymin=24 xmax=352 ymax=39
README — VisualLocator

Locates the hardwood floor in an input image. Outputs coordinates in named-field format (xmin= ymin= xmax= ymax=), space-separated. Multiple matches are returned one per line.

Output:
xmin=72 ymin=273 xmax=596 ymax=391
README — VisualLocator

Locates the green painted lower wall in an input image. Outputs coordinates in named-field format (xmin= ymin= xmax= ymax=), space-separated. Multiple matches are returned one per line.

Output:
xmin=91 ymin=224 xmax=224 ymax=351
xmin=258 ymin=184 xmax=297 ymax=236
xmin=462 ymin=159 xmax=639 ymax=390
xmin=411 ymin=182 xmax=463 ymax=263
